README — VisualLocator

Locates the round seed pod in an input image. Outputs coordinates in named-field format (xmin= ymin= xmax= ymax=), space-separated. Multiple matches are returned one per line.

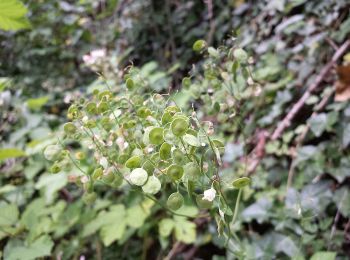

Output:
xmin=130 ymin=168 xmax=148 ymax=186
xmin=167 ymin=192 xmax=184 ymax=211
xmin=184 ymin=162 xmax=201 ymax=182
xmin=142 ymin=176 xmax=161 ymax=194
xmin=149 ymin=127 xmax=164 ymax=145
xmin=232 ymin=177 xmax=251 ymax=189
xmin=137 ymin=107 xmax=151 ymax=118
xmin=163 ymin=129 xmax=177 ymax=144
xmin=92 ymin=167 xmax=103 ymax=180
xmin=161 ymin=111 xmax=172 ymax=125
xmin=159 ymin=142 xmax=171 ymax=160
xmin=102 ymin=170 xmax=115 ymax=184
xmin=142 ymin=160 xmax=155 ymax=175
xmin=196 ymin=194 xmax=213 ymax=209
xmin=172 ymin=149 xmax=185 ymax=164
xmin=165 ymin=106 xmax=180 ymax=114
xmin=118 ymin=154 xmax=129 ymax=164
xmin=126 ymin=78 xmax=134 ymax=90
xmin=82 ymin=192 xmax=97 ymax=205
xmin=182 ymin=77 xmax=191 ymax=89
xmin=193 ymin=39 xmax=207 ymax=52
xmin=171 ymin=118 xmax=189 ymax=137
xmin=166 ymin=164 xmax=184 ymax=181
xmin=50 ymin=162 xmax=61 ymax=174
xmin=125 ymin=155 xmax=142 ymax=168
xmin=233 ymin=48 xmax=248 ymax=63
xmin=110 ymin=173 xmax=123 ymax=188
xmin=44 ymin=144 xmax=61 ymax=161
xmin=63 ymin=122 xmax=77 ymax=135
xmin=85 ymin=102 xmax=97 ymax=114
xmin=97 ymin=102 xmax=109 ymax=114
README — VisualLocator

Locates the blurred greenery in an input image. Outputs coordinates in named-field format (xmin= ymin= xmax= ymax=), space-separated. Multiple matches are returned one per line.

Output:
xmin=1 ymin=0 xmax=350 ymax=259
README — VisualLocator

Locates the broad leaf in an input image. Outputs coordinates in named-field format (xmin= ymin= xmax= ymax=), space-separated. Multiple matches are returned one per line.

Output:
xmin=0 ymin=0 xmax=31 ymax=31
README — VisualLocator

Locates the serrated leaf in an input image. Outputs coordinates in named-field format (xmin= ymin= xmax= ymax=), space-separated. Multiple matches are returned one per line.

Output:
xmin=0 ymin=0 xmax=31 ymax=31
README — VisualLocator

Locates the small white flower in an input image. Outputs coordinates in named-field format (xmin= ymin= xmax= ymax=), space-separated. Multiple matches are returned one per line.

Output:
xmin=203 ymin=187 xmax=216 ymax=202
xmin=99 ymin=157 xmax=108 ymax=169
xmin=247 ymin=77 xmax=254 ymax=85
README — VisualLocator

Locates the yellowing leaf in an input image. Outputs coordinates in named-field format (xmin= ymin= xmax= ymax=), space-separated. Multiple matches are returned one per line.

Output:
xmin=0 ymin=148 xmax=26 ymax=161
xmin=26 ymin=96 xmax=49 ymax=110
xmin=0 ymin=0 xmax=31 ymax=31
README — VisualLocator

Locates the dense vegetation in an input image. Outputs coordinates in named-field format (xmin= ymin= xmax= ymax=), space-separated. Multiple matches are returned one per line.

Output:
xmin=1 ymin=0 xmax=350 ymax=259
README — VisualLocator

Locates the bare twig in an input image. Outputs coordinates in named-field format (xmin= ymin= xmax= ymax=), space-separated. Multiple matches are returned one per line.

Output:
xmin=271 ymin=39 xmax=350 ymax=140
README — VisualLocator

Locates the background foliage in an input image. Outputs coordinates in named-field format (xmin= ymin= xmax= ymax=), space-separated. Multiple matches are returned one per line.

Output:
xmin=1 ymin=0 xmax=350 ymax=259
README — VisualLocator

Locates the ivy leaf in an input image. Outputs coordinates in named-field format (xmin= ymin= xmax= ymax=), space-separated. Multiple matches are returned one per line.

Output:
xmin=0 ymin=0 xmax=31 ymax=31
xmin=158 ymin=218 xmax=175 ymax=237
xmin=310 ymin=252 xmax=336 ymax=260
xmin=4 ymin=236 xmax=53 ymax=260
xmin=0 ymin=203 xmax=19 ymax=227
xmin=0 ymin=148 xmax=26 ymax=161
xmin=173 ymin=216 xmax=196 ymax=244
xmin=308 ymin=113 xmax=327 ymax=137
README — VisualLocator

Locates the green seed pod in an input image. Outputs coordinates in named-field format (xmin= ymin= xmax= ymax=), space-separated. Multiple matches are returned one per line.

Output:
xmin=118 ymin=154 xmax=129 ymax=164
xmin=102 ymin=170 xmax=115 ymax=184
xmin=149 ymin=127 xmax=164 ymax=145
xmin=166 ymin=164 xmax=184 ymax=181
xmin=82 ymin=192 xmax=97 ymax=205
xmin=98 ymin=90 xmax=112 ymax=101
xmin=172 ymin=149 xmax=185 ymax=164
xmin=232 ymin=177 xmax=251 ymax=189
xmin=193 ymin=39 xmax=207 ymax=52
xmin=182 ymin=134 xmax=200 ymax=147
xmin=123 ymin=119 xmax=136 ymax=129
xmin=142 ymin=161 xmax=154 ymax=175
xmin=233 ymin=48 xmax=248 ymax=63
xmin=50 ymin=162 xmax=61 ymax=174
xmin=85 ymin=102 xmax=97 ymax=114
xmin=196 ymin=194 xmax=213 ymax=209
xmin=44 ymin=145 xmax=61 ymax=161
xmin=159 ymin=142 xmax=171 ymax=160
xmin=101 ymin=117 xmax=113 ymax=131
xmin=167 ymin=192 xmax=184 ymax=211
xmin=161 ymin=112 xmax=172 ymax=125
xmin=184 ymin=162 xmax=201 ymax=182
xmin=84 ymin=119 xmax=96 ymax=128
xmin=97 ymin=102 xmax=109 ymax=114
xmin=165 ymin=105 xmax=180 ymax=114
xmin=137 ymin=107 xmax=151 ymax=118
xmin=130 ymin=168 xmax=148 ymax=186
xmin=182 ymin=77 xmax=191 ymax=89
xmin=64 ymin=122 xmax=77 ymax=135
xmin=92 ymin=167 xmax=103 ymax=180
xmin=126 ymin=78 xmax=134 ymax=90
xmin=110 ymin=173 xmax=123 ymax=188
xmin=171 ymin=118 xmax=189 ymax=137
xmin=125 ymin=155 xmax=142 ymax=168
xmin=163 ymin=129 xmax=177 ymax=144
xmin=142 ymin=175 xmax=161 ymax=194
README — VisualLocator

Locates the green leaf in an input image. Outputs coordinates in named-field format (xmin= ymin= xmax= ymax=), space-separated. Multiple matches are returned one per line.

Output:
xmin=35 ymin=173 xmax=67 ymax=203
xmin=158 ymin=218 xmax=175 ymax=237
xmin=0 ymin=148 xmax=26 ymax=161
xmin=0 ymin=204 xmax=19 ymax=227
xmin=4 ymin=236 xmax=53 ymax=260
xmin=182 ymin=134 xmax=200 ymax=147
xmin=0 ymin=0 xmax=31 ymax=31
xmin=26 ymin=96 xmax=49 ymax=110
xmin=310 ymin=252 xmax=336 ymax=260
xmin=308 ymin=113 xmax=327 ymax=137
xmin=174 ymin=216 xmax=196 ymax=244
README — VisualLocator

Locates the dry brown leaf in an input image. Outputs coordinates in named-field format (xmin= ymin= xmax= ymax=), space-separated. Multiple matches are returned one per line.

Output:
xmin=334 ymin=64 xmax=350 ymax=102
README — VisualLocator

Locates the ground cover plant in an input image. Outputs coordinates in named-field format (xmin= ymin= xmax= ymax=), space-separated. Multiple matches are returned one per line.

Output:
xmin=1 ymin=0 xmax=350 ymax=259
